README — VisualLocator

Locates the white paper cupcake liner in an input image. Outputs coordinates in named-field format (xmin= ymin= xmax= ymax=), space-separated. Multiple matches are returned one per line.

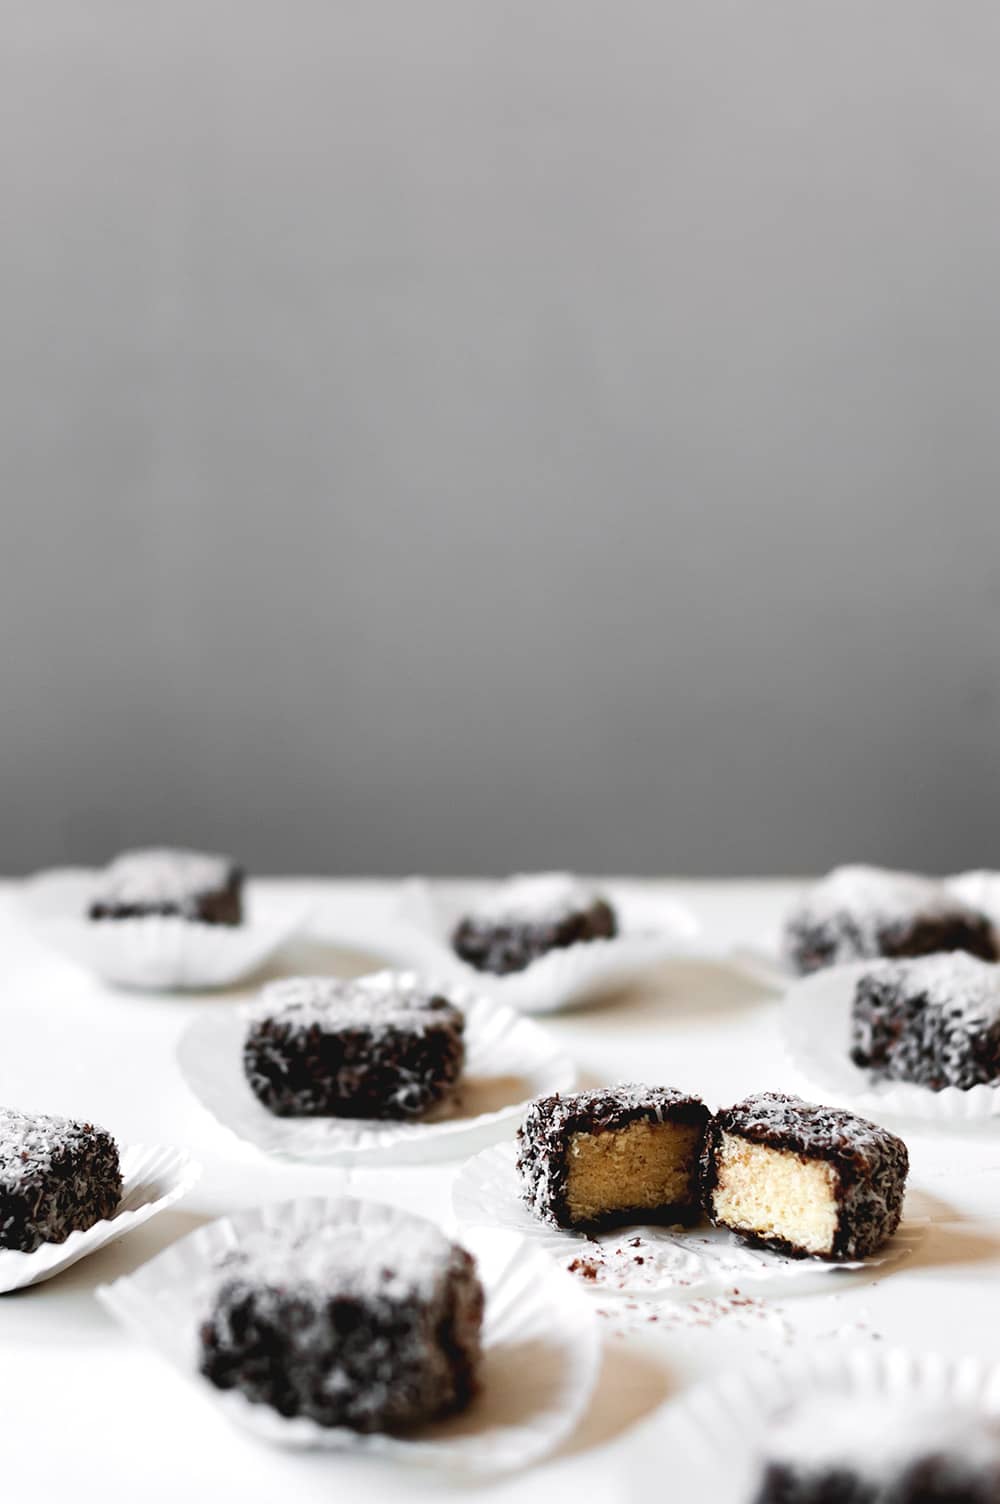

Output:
xmin=453 ymin=1141 xmax=923 ymax=1299
xmin=781 ymin=960 xmax=1000 ymax=1123
xmin=20 ymin=868 xmax=311 ymax=992
xmin=177 ymin=971 xmax=575 ymax=1165
xmin=639 ymin=1346 xmax=1000 ymax=1502
xmin=96 ymin=1195 xmax=600 ymax=1473
xmin=0 ymin=1143 xmax=201 ymax=1293
xmin=375 ymin=878 xmax=708 ymax=1015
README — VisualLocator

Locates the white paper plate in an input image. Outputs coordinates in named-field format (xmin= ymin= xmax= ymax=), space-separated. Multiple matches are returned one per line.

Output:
xmin=0 ymin=1143 xmax=201 ymax=1293
xmin=375 ymin=878 xmax=707 ymax=1015
xmin=638 ymin=1346 xmax=1000 ymax=1501
xmin=781 ymin=960 xmax=1000 ymax=1123
xmin=453 ymin=1141 xmax=922 ymax=1298
xmin=96 ymin=1195 xmax=600 ymax=1474
xmin=177 ymin=971 xmax=575 ymax=1165
xmin=20 ymin=868 xmax=311 ymax=992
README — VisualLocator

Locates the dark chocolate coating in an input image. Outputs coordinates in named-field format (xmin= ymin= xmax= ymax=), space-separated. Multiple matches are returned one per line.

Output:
xmin=752 ymin=1462 xmax=878 ymax=1503
xmin=701 ymin=1092 xmax=908 ymax=1260
xmin=851 ymin=966 xmax=1000 ymax=1092
xmin=90 ymin=861 xmax=243 ymax=925
xmin=244 ymin=991 xmax=465 ymax=1120
xmin=0 ymin=1112 xmax=122 ymax=1254
xmin=453 ymin=897 xmax=616 ymax=975
xmin=516 ymin=1085 xmax=710 ymax=1232
xmin=199 ymin=1242 xmax=483 ymax=1432
xmin=786 ymin=911 xmax=996 ymax=977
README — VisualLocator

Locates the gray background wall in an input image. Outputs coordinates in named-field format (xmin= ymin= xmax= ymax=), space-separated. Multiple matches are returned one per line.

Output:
xmin=2 ymin=1 xmax=999 ymax=877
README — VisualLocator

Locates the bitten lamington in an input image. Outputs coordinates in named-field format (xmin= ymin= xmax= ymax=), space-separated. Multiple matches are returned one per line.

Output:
xmin=88 ymin=847 xmax=244 ymax=926
xmin=783 ymin=865 xmax=996 ymax=976
xmin=453 ymin=873 xmax=617 ymax=976
xmin=702 ymin=1093 xmax=908 ymax=1260
xmin=199 ymin=1220 xmax=484 ymax=1432
xmin=0 ymin=1108 xmax=122 ymax=1253
xmin=243 ymin=973 xmax=465 ymax=1119
xmin=517 ymin=1086 xmax=710 ymax=1232
xmin=852 ymin=953 xmax=1000 ymax=1092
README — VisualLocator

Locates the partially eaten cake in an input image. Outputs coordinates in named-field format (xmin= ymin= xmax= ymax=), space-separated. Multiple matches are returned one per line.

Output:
xmin=452 ymin=873 xmax=617 ymax=976
xmin=0 ymin=1107 xmax=122 ymax=1253
xmin=88 ymin=847 xmax=244 ymax=926
xmin=199 ymin=1218 xmax=484 ymax=1432
xmin=783 ymin=865 xmax=996 ymax=975
xmin=852 ymin=953 xmax=1000 ymax=1091
xmin=516 ymin=1086 xmax=710 ymax=1232
xmin=702 ymin=1093 xmax=908 ymax=1260
xmin=753 ymin=1395 xmax=1000 ymax=1503
xmin=243 ymin=972 xmax=465 ymax=1119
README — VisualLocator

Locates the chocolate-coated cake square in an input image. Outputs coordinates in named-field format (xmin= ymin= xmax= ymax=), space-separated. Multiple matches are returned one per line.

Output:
xmin=0 ymin=1108 xmax=122 ymax=1253
xmin=516 ymin=1085 xmax=710 ymax=1232
xmin=783 ymin=866 xmax=996 ymax=976
xmin=243 ymin=973 xmax=465 ymax=1119
xmin=199 ymin=1219 xmax=484 ymax=1432
xmin=453 ymin=873 xmax=616 ymax=975
xmin=752 ymin=1397 xmax=1000 ymax=1504
xmin=88 ymin=848 xmax=243 ymax=925
xmin=702 ymin=1093 xmax=908 ymax=1260
xmin=851 ymin=954 xmax=1000 ymax=1091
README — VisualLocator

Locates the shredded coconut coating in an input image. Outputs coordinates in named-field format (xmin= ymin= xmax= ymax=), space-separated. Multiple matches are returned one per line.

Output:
xmin=470 ymin=873 xmax=605 ymax=925
xmin=243 ymin=972 xmax=465 ymax=1119
xmin=852 ymin=953 xmax=1000 ymax=1090
xmin=783 ymin=865 xmax=996 ymax=974
xmin=757 ymin=1396 xmax=1000 ymax=1499
xmin=198 ymin=1221 xmax=484 ymax=1432
xmin=453 ymin=875 xmax=617 ymax=976
xmin=0 ymin=1108 xmax=122 ymax=1252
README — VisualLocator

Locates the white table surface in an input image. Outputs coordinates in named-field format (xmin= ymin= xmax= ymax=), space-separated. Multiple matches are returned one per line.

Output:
xmin=2 ymin=878 xmax=999 ymax=1503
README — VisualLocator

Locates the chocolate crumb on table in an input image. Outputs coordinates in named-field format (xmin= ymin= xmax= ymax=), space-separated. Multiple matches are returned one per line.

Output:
xmin=851 ymin=953 xmax=1000 ymax=1091
xmin=243 ymin=973 xmax=465 ymax=1119
xmin=88 ymin=848 xmax=244 ymax=926
xmin=701 ymin=1092 xmax=908 ymax=1260
xmin=452 ymin=873 xmax=616 ymax=975
xmin=0 ymin=1107 xmax=122 ymax=1253
xmin=516 ymin=1085 xmax=709 ymax=1232
xmin=783 ymin=865 xmax=996 ymax=975
xmin=198 ymin=1219 xmax=483 ymax=1433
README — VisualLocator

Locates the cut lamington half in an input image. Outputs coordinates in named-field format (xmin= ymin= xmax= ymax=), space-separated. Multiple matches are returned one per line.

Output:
xmin=702 ymin=1093 xmax=908 ymax=1260
xmin=516 ymin=1085 xmax=710 ymax=1232
xmin=852 ymin=952 xmax=1000 ymax=1091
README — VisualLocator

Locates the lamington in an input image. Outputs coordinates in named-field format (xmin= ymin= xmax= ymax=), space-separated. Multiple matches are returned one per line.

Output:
xmin=752 ymin=1396 xmax=1000 ymax=1503
xmin=851 ymin=953 xmax=1000 ymax=1091
xmin=88 ymin=848 xmax=244 ymax=926
xmin=243 ymin=973 xmax=465 ymax=1119
xmin=701 ymin=1093 xmax=908 ymax=1260
xmin=0 ymin=1108 xmax=122 ymax=1253
xmin=783 ymin=865 xmax=996 ymax=976
xmin=452 ymin=873 xmax=617 ymax=976
xmin=198 ymin=1218 xmax=484 ymax=1432
xmin=516 ymin=1085 xmax=710 ymax=1232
